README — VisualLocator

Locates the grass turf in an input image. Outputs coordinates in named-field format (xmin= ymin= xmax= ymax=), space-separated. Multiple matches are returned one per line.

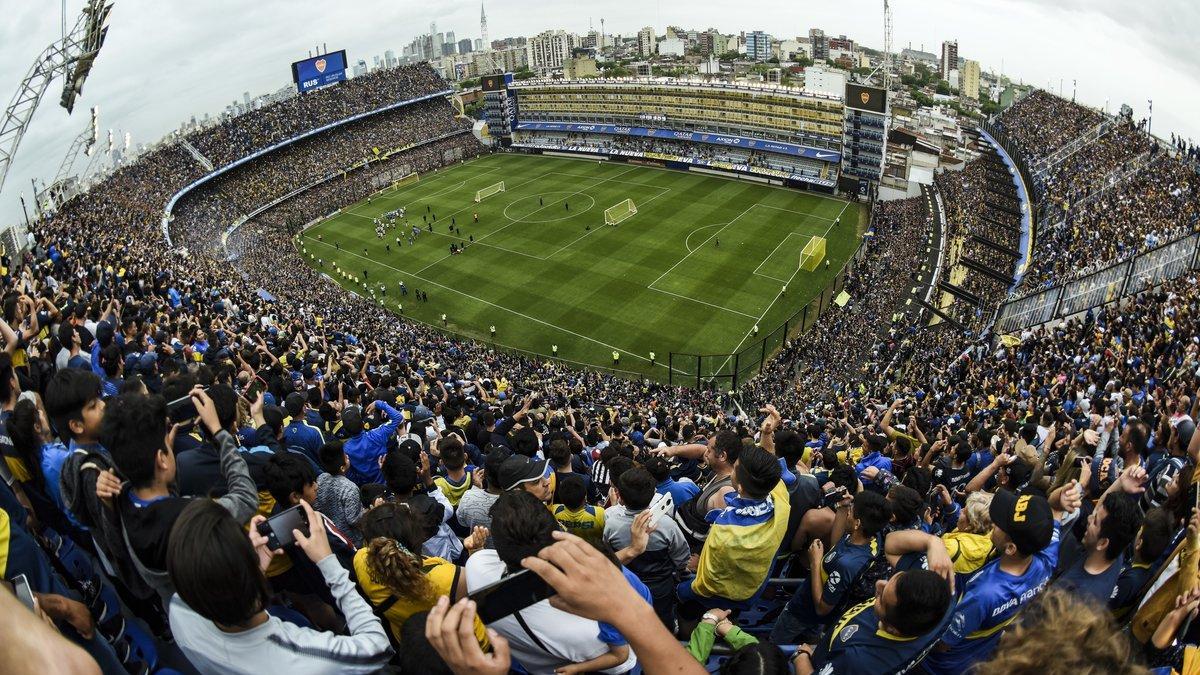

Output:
xmin=299 ymin=153 xmax=866 ymax=383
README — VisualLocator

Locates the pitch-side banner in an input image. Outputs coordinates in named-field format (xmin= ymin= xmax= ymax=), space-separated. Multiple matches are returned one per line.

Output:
xmin=513 ymin=122 xmax=841 ymax=163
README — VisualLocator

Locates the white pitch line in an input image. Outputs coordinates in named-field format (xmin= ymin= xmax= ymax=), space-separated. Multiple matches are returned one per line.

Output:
xmin=752 ymin=232 xmax=810 ymax=278
xmin=544 ymin=185 xmax=674 ymax=260
xmin=303 ymin=238 xmax=674 ymax=370
xmin=646 ymin=286 xmax=759 ymax=319
xmin=709 ymin=199 xmax=853 ymax=378
xmin=345 ymin=162 xmax=498 ymax=215
xmin=409 ymin=165 xmax=570 ymax=275
xmin=647 ymin=202 xmax=760 ymax=289
xmin=684 ymin=223 xmax=727 ymax=254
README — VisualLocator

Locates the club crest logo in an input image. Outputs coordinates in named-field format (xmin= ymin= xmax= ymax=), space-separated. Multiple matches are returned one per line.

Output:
xmin=860 ymin=91 xmax=871 ymax=105
xmin=315 ymin=58 xmax=327 ymax=73
xmin=840 ymin=624 xmax=859 ymax=642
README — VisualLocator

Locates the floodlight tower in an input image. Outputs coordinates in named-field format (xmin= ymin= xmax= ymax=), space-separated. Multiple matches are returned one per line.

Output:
xmin=0 ymin=1 xmax=113 ymax=199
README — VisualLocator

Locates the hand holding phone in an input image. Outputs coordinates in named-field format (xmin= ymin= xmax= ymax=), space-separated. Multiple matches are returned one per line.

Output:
xmin=468 ymin=569 xmax=557 ymax=624
xmin=257 ymin=504 xmax=310 ymax=551
xmin=646 ymin=492 xmax=674 ymax=529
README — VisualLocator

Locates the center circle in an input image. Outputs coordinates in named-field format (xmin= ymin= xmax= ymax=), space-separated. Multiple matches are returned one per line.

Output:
xmin=503 ymin=192 xmax=596 ymax=223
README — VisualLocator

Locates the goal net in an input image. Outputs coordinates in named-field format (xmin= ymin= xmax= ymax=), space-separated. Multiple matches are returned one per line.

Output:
xmin=799 ymin=236 xmax=827 ymax=271
xmin=393 ymin=172 xmax=418 ymax=190
xmin=604 ymin=198 xmax=637 ymax=226
xmin=475 ymin=181 xmax=505 ymax=202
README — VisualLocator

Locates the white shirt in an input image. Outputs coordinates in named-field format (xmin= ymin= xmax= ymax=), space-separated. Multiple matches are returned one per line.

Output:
xmin=168 ymin=556 xmax=391 ymax=675
xmin=464 ymin=550 xmax=637 ymax=674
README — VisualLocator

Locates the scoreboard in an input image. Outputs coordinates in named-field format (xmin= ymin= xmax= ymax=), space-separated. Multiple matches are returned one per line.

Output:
xmin=292 ymin=50 xmax=348 ymax=93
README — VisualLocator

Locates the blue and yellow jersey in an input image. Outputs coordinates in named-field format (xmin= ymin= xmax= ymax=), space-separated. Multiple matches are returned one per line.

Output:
xmin=692 ymin=479 xmax=791 ymax=602
xmin=433 ymin=467 xmax=475 ymax=508
xmin=551 ymin=503 xmax=606 ymax=546
xmin=922 ymin=522 xmax=1062 ymax=675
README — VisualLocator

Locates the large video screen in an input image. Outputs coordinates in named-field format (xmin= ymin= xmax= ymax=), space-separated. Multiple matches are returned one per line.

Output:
xmin=845 ymin=83 xmax=887 ymax=114
xmin=292 ymin=50 xmax=348 ymax=93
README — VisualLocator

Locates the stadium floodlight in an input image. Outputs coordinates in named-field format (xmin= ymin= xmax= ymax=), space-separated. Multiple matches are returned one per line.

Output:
xmin=0 ymin=1 xmax=114 ymax=199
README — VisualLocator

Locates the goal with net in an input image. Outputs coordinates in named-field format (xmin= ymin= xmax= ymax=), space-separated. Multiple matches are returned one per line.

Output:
xmin=475 ymin=181 xmax=505 ymax=202
xmin=391 ymin=172 xmax=418 ymax=191
xmin=799 ymin=236 xmax=827 ymax=271
xmin=604 ymin=199 xmax=637 ymax=226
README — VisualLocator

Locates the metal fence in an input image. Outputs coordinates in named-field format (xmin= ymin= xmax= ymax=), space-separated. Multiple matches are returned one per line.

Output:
xmin=668 ymin=233 xmax=872 ymax=390
xmin=995 ymin=232 xmax=1200 ymax=333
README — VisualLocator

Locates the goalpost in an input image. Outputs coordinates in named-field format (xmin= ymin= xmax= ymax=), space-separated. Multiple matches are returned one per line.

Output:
xmin=475 ymin=181 xmax=505 ymax=202
xmin=799 ymin=236 xmax=827 ymax=271
xmin=391 ymin=172 xmax=418 ymax=191
xmin=604 ymin=198 xmax=637 ymax=226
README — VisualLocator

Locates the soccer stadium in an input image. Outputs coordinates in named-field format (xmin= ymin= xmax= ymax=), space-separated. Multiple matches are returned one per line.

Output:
xmin=0 ymin=2 xmax=1198 ymax=674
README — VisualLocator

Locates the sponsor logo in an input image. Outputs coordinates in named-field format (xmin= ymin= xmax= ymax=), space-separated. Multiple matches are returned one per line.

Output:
xmin=814 ymin=152 xmax=838 ymax=160
xmin=315 ymin=58 xmax=327 ymax=74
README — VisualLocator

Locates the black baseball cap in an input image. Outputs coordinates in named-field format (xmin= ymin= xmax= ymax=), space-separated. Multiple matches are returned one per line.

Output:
xmin=989 ymin=489 xmax=1053 ymax=556
xmin=497 ymin=455 xmax=549 ymax=491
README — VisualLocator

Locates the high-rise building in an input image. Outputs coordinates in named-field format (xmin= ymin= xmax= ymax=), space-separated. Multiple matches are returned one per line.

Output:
xmin=373 ymin=55 xmax=382 ymax=70
xmin=809 ymin=28 xmax=828 ymax=60
xmin=243 ymin=91 xmax=251 ymax=106
xmin=698 ymin=29 xmax=719 ymax=55
xmin=458 ymin=38 xmax=474 ymax=55
xmin=527 ymin=30 xmax=576 ymax=73
xmin=474 ymin=38 xmax=483 ymax=51
xmin=940 ymin=40 xmax=958 ymax=81
xmin=745 ymin=31 xmax=771 ymax=61
xmin=384 ymin=50 xmax=397 ymax=67
xmin=352 ymin=59 xmax=368 ymax=77
xmin=828 ymin=35 xmax=854 ymax=52
xmin=638 ymin=26 xmax=655 ymax=57
xmin=962 ymin=59 xmax=980 ymax=100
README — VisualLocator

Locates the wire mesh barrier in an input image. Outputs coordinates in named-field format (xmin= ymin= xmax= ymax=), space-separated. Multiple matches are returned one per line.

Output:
xmin=668 ymin=238 xmax=867 ymax=389
xmin=995 ymin=232 xmax=1200 ymax=334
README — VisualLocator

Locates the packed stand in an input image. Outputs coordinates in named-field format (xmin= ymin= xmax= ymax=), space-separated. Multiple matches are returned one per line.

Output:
xmin=992 ymin=89 xmax=1104 ymax=166
xmin=7 ymin=69 xmax=1200 ymax=675
xmin=171 ymin=98 xmax=470 ymax=255
xmin=185 ymin=65 xmax=449 ymax=169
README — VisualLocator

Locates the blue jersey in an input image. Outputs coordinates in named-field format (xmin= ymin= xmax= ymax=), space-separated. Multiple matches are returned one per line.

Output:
xmin=787 ymin=534 xmax=878 ymax=625
xmin=922 ymin=522 xmax=1062 ymax=675
xmin=813 ymin=599 xmax=949 ymax=675
xmin=1057 ymin=552 xmax=1123 ymax=604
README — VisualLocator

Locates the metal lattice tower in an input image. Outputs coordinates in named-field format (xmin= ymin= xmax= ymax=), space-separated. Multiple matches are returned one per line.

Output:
xmin=0 ymin=1 xmax=112 ymax=202
xmin=51 ymin=105 xmax=98 ymax=187
xmin=883 ymin=0 xmax=893 ymax=89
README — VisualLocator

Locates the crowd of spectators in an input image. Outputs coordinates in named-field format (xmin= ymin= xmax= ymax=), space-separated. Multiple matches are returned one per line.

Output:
xmin=5 ymin=71 xmax=1200 ymax=675
xmin=992 ymin=89 xmax=1104 ymax=166
xmin=513 ymin=132 xmax=824 ymax=180
xmin=186 ymin=65 xmax=448 ymax=169
xmin=990 ymin=90 xmax=1200 ymax=294
xmin=171 ymin=99 xmax=470 ymax=256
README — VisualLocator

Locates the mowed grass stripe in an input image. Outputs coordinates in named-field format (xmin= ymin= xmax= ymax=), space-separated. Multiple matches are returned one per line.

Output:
xmin=301 ymin=154 xmax=865 ymax=381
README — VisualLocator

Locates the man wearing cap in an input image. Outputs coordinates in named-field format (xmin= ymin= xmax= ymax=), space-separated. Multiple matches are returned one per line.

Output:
xmin=497 ymin=454 xmax=554 ymax=503
xmin=283 ymin=392 xmax=325 ymax=467
xmin=343 ymin=400 xmax=406 ymax=486
xmin=884 ymin=482 xmax=1082 ymax=675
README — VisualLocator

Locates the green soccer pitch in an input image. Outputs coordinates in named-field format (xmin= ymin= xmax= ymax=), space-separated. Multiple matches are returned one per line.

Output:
xmin=298 ymin=153 xmax=866 ymax=382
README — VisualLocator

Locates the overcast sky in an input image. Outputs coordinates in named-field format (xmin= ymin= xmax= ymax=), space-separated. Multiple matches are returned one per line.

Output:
xmin=0 ymin=0 xmax=1196 ymax=228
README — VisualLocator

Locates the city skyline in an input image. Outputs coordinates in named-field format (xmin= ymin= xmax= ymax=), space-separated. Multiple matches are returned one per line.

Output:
xmin=0 ymin=0 xmax=1196 ymax=226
